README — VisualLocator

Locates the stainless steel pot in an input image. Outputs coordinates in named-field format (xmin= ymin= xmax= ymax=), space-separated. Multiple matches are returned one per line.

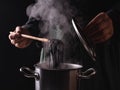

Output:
xmin=20 ymin=62 xmax=96 ymax=90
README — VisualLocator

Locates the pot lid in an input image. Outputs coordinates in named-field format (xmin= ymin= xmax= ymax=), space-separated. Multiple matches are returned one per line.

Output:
xmin=72 ymin=19 xmax=96 ymax=61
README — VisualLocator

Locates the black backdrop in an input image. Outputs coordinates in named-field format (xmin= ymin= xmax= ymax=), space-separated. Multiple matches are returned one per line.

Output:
xmin=0 ymin=0 xmax=40 ymax=90
xmin=0 ymin=0 xmax=120 ymax=90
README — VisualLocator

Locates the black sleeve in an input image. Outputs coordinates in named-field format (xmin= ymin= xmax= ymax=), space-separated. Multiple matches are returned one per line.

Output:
xmin=21 ymin=17 xmax=40 ymax=36
xmin=107 ymin=2 xmax=120 ymax=40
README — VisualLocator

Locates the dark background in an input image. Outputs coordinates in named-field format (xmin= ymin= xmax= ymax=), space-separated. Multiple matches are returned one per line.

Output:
xmin=0 ymin=0 xmax=119 ymax=90
xmin=0 ymin=0 xmax=40 ymax=90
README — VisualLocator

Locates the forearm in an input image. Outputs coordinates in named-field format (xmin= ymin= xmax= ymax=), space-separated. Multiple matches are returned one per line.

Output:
xmin=21 ymin=17 xmax=40 ymax=36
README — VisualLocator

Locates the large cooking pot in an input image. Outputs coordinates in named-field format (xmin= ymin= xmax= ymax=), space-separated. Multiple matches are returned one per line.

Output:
xmin=20 ymin=62 xmax=96 ymax=90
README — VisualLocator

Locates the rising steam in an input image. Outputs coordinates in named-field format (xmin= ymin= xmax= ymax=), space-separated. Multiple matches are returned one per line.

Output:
xmin=26 ymin=0 xmax=77 ymax=37
xmin=26 ymin=0 xmax=80 ymax=62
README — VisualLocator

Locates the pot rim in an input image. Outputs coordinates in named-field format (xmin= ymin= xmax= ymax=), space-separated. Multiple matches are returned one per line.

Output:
xmin=34 ymin=63 xmax=83 ymax=71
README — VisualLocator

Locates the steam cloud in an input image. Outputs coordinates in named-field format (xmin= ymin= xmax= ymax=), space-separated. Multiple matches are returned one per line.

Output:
xmin=26 ymin=0 xmax=77 ymax=39
xmin=26 ymin=0 xmax=83 ymax=63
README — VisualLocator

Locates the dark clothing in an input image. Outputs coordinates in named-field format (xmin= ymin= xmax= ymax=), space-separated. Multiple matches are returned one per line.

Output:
xmin=75 ymin=1 xmax=120 ymax=90
xmin=22 ymin=0 xmax=120 ymax=90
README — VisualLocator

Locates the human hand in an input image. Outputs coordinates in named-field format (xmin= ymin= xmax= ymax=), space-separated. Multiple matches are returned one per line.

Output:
xmin=8 ymin=26 xmax=32 ymax=48
xmin=83 ymin=12 xmax=114 ymax=44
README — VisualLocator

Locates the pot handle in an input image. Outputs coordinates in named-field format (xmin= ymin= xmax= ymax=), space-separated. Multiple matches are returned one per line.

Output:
xmin=78 ymin=68 xmax=96 ymax=79
xmin=19 ymin=66 xmax=40 ymax=80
